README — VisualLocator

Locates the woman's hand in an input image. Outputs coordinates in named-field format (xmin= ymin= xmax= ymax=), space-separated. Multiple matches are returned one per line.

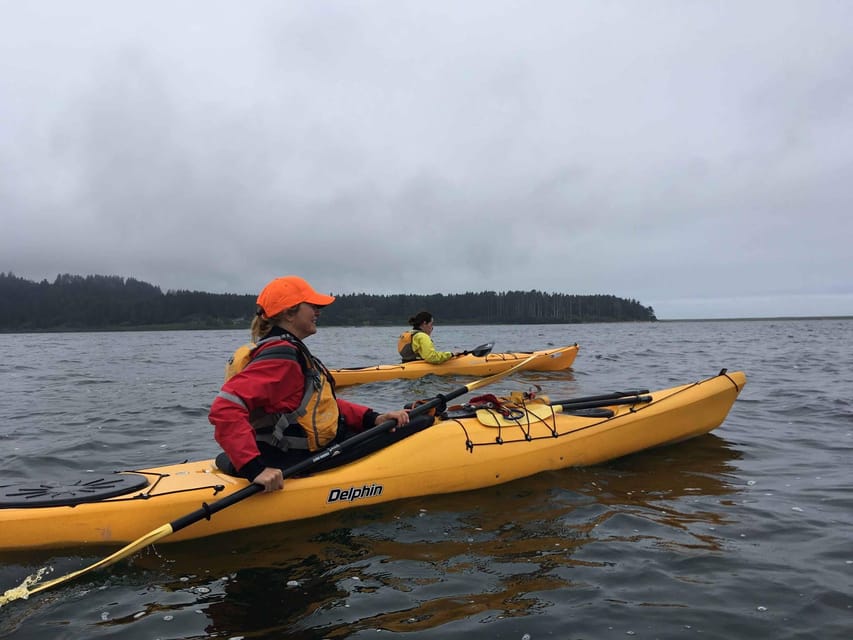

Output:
xmin=375 ymin=409 xmax=410 ymax=428
xmin=253 ymin=467 xmax=284 ymax=492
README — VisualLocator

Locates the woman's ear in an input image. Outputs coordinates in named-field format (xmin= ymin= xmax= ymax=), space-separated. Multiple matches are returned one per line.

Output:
xmin=284 ymin=303 xmax=301 ymax=318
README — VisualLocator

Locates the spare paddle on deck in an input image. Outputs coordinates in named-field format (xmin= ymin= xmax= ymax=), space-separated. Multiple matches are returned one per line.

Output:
xmin=1 ymin=350 xmax=540 ymax=606
xmin=547 ymin=389 xmax=653 ymax=412
xmin=548 ymin=389 xmax=649 ymax=406
xmin=550 ymin=395 xmax=653 ymax=412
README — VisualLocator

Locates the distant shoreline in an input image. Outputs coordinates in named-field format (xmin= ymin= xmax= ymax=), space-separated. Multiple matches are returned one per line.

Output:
xmin=2 ymin=315 xmax=850 ymax=335
xmin=658 ymin=315 xmax=853 ymax=322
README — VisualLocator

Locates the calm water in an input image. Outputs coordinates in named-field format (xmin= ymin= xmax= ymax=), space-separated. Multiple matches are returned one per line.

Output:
xmin=0 ymin=319 xmax=851 ymax=639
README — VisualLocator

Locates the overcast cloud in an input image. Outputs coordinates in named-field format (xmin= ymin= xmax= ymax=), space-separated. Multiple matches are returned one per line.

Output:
xmin=2 ymin=1 xmax=851 ymax=319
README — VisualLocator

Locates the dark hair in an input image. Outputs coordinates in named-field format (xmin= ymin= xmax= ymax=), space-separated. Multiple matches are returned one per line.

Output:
xmin=408 ymin=311 xmax=433 ymax=329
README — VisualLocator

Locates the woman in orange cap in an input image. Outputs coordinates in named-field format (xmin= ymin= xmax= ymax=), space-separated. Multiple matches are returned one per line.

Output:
xmin=209 ymin=276 xmax=410 ymax=492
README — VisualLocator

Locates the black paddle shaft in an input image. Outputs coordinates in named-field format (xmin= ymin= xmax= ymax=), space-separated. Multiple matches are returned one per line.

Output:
xmin=169 ymin=388 xmax=465 ymax=534
xmin=548 ymin=389 xmax=649 ymax=407
xmin=551 ymin=395 xmax=652 ymax=412
xmin=174 ymin=392 xmax=656 ymax=532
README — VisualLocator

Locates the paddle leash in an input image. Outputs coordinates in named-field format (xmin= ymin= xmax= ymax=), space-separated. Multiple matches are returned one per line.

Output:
xmin=1 ymin=351 xmax=539 ymax=606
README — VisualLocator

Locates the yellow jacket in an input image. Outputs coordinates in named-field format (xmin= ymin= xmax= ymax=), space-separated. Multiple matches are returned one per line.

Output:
xmin=411 ymin=331 xmax=453 ymax=364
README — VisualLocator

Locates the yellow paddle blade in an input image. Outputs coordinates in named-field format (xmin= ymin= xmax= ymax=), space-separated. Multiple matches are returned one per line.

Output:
xmin=0 ymin=523 xmax=175 ymax=607
xmin=464 ymin=352 xmax=539 ymax=393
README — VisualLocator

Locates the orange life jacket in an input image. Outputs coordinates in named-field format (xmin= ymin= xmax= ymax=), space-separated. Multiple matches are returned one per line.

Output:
xmin=397 ymin=329 xmax=423 ymax=362
xmin=224 ymin=335 xmax=341 ymax=452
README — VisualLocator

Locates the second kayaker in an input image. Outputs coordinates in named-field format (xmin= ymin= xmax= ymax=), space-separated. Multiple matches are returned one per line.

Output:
xmin=398 ymin=311 xmax=461 ymax=363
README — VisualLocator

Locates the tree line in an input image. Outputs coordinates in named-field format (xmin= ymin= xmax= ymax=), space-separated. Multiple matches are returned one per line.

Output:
xmin=0 ymin=272 xmax=656 ymax=332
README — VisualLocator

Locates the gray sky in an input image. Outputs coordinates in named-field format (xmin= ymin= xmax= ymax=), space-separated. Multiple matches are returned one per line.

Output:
xmin=2 ymin=1 xmax=851 ymax=320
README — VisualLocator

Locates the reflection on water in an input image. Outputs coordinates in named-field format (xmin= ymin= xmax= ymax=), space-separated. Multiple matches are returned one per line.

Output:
xmin=0 ymin=430 xmax=745 ymax=639
xmin=47 ymin=434 xmax=742 ymax=638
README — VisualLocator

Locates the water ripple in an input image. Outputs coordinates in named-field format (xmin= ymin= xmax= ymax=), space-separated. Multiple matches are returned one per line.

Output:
xmin=1 ymin=319 xmax=851 ymax=639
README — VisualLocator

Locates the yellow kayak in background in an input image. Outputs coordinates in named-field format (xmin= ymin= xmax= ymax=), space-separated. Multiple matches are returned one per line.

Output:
xmin=330 ymin=342 xmax=579 ymax=387
xmin=0 ymin=370 xmax=745 ymax=551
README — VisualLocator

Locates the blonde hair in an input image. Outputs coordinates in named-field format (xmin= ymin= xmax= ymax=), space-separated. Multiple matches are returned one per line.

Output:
xmin=250 ymin=304 xmax=300 ymax=342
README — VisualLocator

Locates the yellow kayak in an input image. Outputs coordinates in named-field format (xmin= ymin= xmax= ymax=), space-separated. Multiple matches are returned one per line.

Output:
xmin=330 ymin=343 xmax=579 ymax=387
xmin=0 ymin=370 xmax=745 ymax=552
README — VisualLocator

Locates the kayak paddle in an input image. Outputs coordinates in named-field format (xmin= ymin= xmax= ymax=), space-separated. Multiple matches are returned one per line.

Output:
xmin=1 ymin=351 xmax=539 ymax=606
xmin=547 ymin=389 xmax=650 ymax=406
xmin=550 ymin=395 xmax=652 ymax=412
xmin=458 ymin=342 xmax=494 ymax=357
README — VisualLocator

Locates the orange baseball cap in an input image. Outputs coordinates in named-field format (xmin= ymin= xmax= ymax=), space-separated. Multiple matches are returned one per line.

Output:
xmin=256 ymin=276 xmax=335 ymax=317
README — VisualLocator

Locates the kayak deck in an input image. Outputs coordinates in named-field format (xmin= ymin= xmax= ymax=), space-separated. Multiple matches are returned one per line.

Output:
xmin=0 ymin=370 xmax=745 ymax=551
xmin=330 ymin=343 xmax=579 ymax=387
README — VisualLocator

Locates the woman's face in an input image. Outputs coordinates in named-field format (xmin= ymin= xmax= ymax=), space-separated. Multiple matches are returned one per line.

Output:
xmin=420 ymin=318 xmax=434 ymax=335
xmin=283 ymin=303 xmax=323 ymax=339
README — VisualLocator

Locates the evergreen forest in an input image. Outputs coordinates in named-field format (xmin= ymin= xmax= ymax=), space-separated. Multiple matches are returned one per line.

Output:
xmin=0 ymin=272 xmax=657 ymax=332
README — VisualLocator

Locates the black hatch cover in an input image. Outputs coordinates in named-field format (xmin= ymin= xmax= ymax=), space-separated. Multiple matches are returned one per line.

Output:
xmin=0 ymin=473 xmax=150 ymax=508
